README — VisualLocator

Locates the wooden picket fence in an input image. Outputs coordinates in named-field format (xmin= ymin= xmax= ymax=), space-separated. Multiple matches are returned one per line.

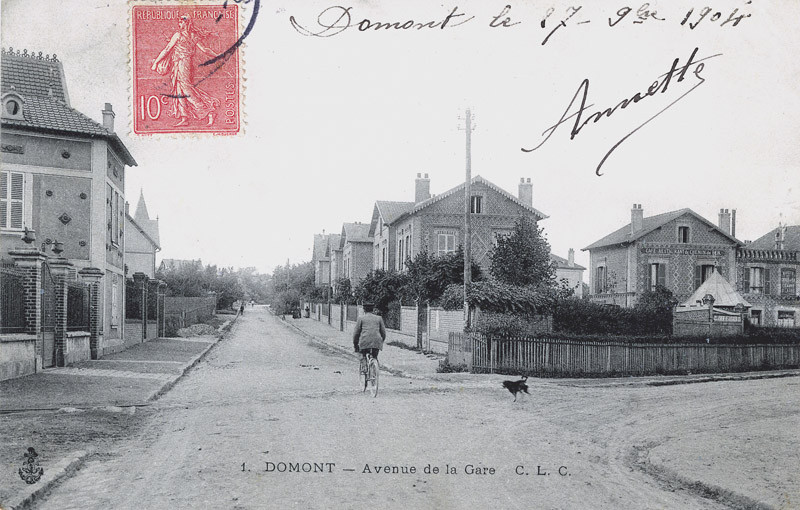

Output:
xmin=448 ymin=332 xmax=800 ymax=377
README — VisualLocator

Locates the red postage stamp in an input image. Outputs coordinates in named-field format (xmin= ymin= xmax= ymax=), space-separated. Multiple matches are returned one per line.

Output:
xmin=131 ymin=4 xmax=241 ymax=135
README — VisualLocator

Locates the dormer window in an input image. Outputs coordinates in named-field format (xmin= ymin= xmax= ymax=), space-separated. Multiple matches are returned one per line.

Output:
xmin=1 ymin=92 xmax=26 ymax=120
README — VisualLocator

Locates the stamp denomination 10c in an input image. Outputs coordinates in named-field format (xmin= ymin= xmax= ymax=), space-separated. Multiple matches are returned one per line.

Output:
xmin=132 ymin=4 xmax=241 ymax=135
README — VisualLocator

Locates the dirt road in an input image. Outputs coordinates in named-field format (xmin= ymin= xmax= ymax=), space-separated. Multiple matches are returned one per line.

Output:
xmin=32 ymin=308 xmax=799 ymax=509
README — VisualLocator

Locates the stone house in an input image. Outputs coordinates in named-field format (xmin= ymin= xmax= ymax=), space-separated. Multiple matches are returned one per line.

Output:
xmin=339 ymin=222 xmax=373 ymax=288
xmin=368 ymin=199 xmax=414 ymax=272
xmin=583 ymin=205 xmax=741 ymax=307
xmin=124 ymin=190 xmax=160 ymax=278
xmin=551 ymin=249 xmax=586 ymax=298
xmin=1 ymin=48 xmax=138 ymax=365
xmin=379 ymin=174 xmax=548 ymax=272
xmin=736 ymin=225 xmax=800 ymax=327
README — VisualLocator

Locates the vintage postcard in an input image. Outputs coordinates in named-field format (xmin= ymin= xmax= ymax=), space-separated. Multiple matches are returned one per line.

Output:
xmin=1 ymin=0 xmax=798 ymax=509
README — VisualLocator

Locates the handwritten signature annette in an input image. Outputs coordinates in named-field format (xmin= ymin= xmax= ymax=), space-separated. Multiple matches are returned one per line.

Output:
xmin=521 ymin=47 xmax=721 ymax=176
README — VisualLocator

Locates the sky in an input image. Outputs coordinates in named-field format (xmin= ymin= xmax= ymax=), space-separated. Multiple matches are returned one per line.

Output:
xmin=3 ymin=0 xmax=799 ymax=275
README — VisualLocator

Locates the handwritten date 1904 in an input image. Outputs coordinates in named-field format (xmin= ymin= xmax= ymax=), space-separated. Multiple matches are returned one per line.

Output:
xmin=521 ymin=47 xmax=722 ymax=176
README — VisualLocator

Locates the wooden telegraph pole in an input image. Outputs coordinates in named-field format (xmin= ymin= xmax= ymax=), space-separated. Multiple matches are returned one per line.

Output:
xmin=461 ymin=109 xmax=474 ymax=330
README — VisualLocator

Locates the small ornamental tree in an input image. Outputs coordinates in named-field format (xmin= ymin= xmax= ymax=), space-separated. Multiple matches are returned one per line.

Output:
xmin=490 ymin=216 xmax=555 ymax=287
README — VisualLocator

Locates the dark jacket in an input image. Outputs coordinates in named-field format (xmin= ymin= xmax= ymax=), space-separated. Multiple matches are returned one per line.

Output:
xmin=353 ymin=312 xmax=386 ymax=350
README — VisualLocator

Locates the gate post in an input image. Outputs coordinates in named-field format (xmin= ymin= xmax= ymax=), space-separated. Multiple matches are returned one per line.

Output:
xmin=132 ymin=272 xmax=148 ymax=342
xmin=8 ymin=249 xmax=47 ymax=370
xmin=49 ymin=258 xmax=76 ymax=367
xmin=78 ymin=268 xmax=104 ymax=359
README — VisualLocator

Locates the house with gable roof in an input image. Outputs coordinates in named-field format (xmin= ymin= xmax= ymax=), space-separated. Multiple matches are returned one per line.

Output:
xmin=736 ymin=224 xmax=800 ymax=327
xmin=339 ymin=222 xmax=373 ymax=287
xmin=369 ymin=199 xmax=415 ymax=272
xmin=550 ymin=249 xmax=586 ymax=298
xmin=125 ymin=190 xmax=161 ymax=278
xmin=379 ymin=174 xmax=548 ymax=272
xmin=583 ymin=205 xmax=742 ymax=307
xmin=1 ymin=47 xmax=138 ymax=361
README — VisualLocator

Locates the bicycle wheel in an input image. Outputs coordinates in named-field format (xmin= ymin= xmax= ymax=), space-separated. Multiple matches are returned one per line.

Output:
xmin=359 ymin=357 xmax=367 ymax=392
xmin=368 ymin=357 xmax=379 ymax=397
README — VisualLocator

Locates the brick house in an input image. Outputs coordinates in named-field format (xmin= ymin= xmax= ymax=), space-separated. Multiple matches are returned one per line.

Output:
xmin=583 ymin=205 xmax=741 ymax=307
xmin=339 ymin=222 xmax=373 ymax=288
xmin=311 ymin=233 xmax=331 ymax=288
xmin=551 ymin=249 xmax=586 ymax=298
xmin=1 ymin=48 xmax=137 ymax=361
xmin=382 ymin=174 xmax=548 ymax=271
xmin=124 ymin=190 xmax=160 ymax=278
xmin=736 ymin=225 xmax=800 ymax=327
xmin=368 ymin=199 xmax=414 ymax=272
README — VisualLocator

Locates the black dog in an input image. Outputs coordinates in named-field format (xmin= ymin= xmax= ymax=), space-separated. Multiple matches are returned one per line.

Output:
xmin=502 ymin=376 xmax=529 ymax=402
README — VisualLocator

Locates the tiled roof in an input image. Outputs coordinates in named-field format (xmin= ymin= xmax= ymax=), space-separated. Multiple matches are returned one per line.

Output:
xmin=312 ymin=235 xmax=328 ymax=261
xmin=746 ymin=225 xmax=800 ymax=251
xmin=377 ymin=201 xmax=414 ymax=225
xmin=1 ymin=49 xmax=68 ymax=102
xmin=397 ymin=175 xmax=548 ymax=223
xmin=342 ymin=222 xmax=372 ymax=244
xmin=326 ymin=234 xmax=342 ymax=256
xmin=550 ymin=253 xmax=586 ymax=270
xmin=1 ymin=48 xmax=136 ymax=166
xmin=583 ymin=208 xmax=741 ymax=251
xmin=680 ymin=270 xmax=751 ymax=308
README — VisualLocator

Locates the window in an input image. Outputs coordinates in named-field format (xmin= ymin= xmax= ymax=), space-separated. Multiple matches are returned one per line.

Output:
xmin=381 ymin=245 xmax=386 ymax=270
xmin=0 ymin=171 xmax=24 ymax=230
xmin=781 ymin=269 xmax=796 ymax=296
xmin=398 ymin=238 xmax=404 ymax=270
xmin=470 ymin=195 xmax=483 ymax=214
xmin=648 ymin=263 xmax=666 ymax=290
xmin=111 ymin=274 xmax=119 ymax=327
xmin=745 ymin=267 xmax=770 ymax=294
xmin=677 ymin=226 xmax=690 ymax=243
xmin=595 ymin=266 xmax=607 ymax=294
xmin=750 ymin=309 xmax=762 ymax=325
xmin=778 ymin=311 xmax=796 ymax=328
xmin=694 ymin=264 xmax=716 ymax=290
xmin=405 ymin=234 xmax=411 ymax=260
xmin=437 ymin=233 xmax=456 ymax=256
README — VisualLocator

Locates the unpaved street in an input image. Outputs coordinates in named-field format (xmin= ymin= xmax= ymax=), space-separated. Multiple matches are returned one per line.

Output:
xmin=33 ymin=308 xmax=799 ymax=509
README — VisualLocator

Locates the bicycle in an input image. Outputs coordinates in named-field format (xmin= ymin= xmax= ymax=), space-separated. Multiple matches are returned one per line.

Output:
xmin=359 ymin=352 xmax=379 ymax=397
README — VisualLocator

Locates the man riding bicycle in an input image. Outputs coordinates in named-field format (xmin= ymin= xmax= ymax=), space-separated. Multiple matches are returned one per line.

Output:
xmin=353 ymin=303 xmax=386 ymax=360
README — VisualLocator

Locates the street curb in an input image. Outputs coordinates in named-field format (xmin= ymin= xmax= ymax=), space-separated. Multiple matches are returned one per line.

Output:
xmin=276 ymin=317 xmax=420 ymax=379
xmin=146 ymin=314 xmax=241 ymax=402
xmin=5 ymin=450 xmax=89 ymax=510
xmin=637 ymin=448 xmax=774 ymax=510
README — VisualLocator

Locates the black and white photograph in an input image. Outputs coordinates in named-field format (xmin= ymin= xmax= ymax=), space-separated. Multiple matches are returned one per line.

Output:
xmin=1 ymin=0 xmax=799 ymax=508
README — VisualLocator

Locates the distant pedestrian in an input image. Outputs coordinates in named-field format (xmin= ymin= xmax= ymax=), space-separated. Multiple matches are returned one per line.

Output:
xmin=239 ymin=303 xmax=245 ymax=315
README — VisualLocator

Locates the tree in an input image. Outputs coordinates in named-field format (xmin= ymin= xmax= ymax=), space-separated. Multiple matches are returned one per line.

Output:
xmin=490 ymin=216 xmax=555 ymax=287
xmin=266 ymin=261 xmax=315 ymax=314
xmin=333 ymin=277 xmax=355 ymax=304
xmin=634 ymin=285 xmax=678 ymax=335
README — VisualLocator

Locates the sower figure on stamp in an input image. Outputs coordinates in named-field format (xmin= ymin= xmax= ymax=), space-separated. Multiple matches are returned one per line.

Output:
xmin=151 ymin=15 xmax=221 ymax=127
xmin=353 ymin=303 xmax=386 ymax=362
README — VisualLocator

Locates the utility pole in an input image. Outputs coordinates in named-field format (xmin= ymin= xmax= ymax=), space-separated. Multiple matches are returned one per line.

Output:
xmin=460 ymin=109 xmax=474 ymax=330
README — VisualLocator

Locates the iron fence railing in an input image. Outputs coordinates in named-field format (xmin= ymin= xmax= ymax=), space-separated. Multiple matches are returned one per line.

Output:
xmin=66 ymin=282 xmax=90 ymax=332
xmin=0 ymin=266 xmax=27 ymax=333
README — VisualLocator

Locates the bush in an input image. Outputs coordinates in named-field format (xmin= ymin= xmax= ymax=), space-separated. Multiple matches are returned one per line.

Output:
xmin=474 ymin=312 xmax=551 ymax=338
xmin=437 ymin=359 xmax=469 ymax=373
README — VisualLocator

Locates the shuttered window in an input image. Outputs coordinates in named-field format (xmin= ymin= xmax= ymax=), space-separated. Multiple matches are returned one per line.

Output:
xmin=0 ymin=171 xmax=25 ymax=230
xmin=649 ymin=263 xmax=666 ymax=290
xmin=694 ymin=265 xmax=715 ymax=290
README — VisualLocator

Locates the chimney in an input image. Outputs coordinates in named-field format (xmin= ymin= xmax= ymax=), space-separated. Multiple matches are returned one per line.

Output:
xmin=631 ymin=204 xmax=643 ymax=234
xmin=125 ymin=201 xmax=130 ymax=215
xmin=102 ymin=103 xmax=115 ymax=131
xmin=718 ymin=208 xmax=731 ymax=235
xmin=415 ymin=173 xmax=430 ymax=204
xmin=568 ymin=248 xmax=575 ymax=267
xmin=518 ymin=177 xmax=533 ymax=207
xmin=731 ymin=209 xmax=736 ymax=238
